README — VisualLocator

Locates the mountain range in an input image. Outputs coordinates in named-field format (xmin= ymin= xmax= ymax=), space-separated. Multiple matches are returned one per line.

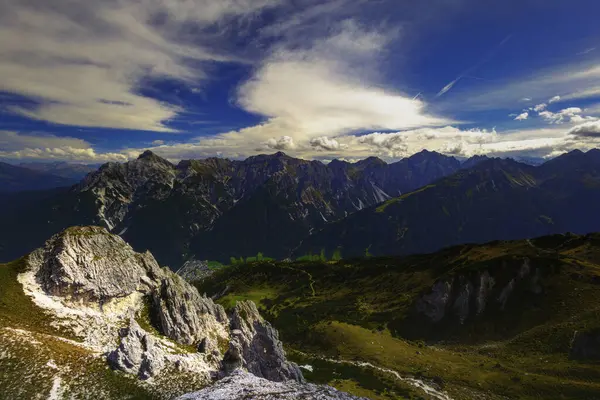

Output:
xmin=2 ymin=149 xmax=600 ymax=270
xmin=0 ymin=149 xmax=469 ymax=267
xmin=297 ymin=149 xmax=600 ymax=259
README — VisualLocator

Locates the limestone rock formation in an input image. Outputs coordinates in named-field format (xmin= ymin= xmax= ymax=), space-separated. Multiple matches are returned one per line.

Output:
xmin=22 ymin=226 xmax=311 ymax=393
xmin=107 ymin=318 xmax=166 ymax=380
xmin=151 ymin=272 xmax=229 ymax=348
xmin=223 ymin=300 xmax=303 ymax=382
xmin=177 ymin=369 xmax=367 ymax=400
xmin=34 ymin=226 xmax=161 ymax=301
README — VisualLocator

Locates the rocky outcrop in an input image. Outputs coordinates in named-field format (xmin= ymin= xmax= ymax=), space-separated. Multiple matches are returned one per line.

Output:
xmin=416 ymin=258 xmax=542 ymax=324
xmin=34 ymin=226 xmax=161 ymax=301
xmin=22 ymin=226 xmax=308 ymax=392
xmin=151 ymin=273 xmax=228 ymax=348
xmin=177 ymin=370 xmax=366 ymax=400
xmin=107 ymin=318 xmax=166 ymax=379
xmin=223 ymin=301 xmax=303 ymax=382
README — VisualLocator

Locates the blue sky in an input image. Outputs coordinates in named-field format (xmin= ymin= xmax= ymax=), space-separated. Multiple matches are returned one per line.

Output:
xmin=1 ymin=0 xmax=600 ymax=163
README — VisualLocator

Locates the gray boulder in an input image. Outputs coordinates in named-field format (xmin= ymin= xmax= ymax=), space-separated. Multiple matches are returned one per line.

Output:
xmin=223 ymin=301 xmax=303 ymax=382
xmin=107 ymin=318 xmax=166 ymax=380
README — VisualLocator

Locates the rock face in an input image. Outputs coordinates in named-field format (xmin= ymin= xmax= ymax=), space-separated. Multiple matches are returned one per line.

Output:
xmin=107 ymin=318 xmax=166 ymax=380
xmin=34 ymin=226 xmax=161 ymax=301
xmin=22 ymin=226 xmax=312 ymax=394
xmin=223 ymin=301 xmax=303 ymax=382
xmin=177 ymin=370 xmax=367 ymax=400
xmin=416 ymin=258 xmax=542 ymax=324
xmin=151 ymin=273 xmax=229 ymax=347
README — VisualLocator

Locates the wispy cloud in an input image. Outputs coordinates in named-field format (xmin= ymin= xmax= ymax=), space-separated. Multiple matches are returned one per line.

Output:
xmin=0 ymin=0 xmax=280 ymax=132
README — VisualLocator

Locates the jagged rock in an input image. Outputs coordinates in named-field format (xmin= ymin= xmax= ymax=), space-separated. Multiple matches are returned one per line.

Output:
xmin=177 ymin=259 xmax=215 ymax=282
xmin=223 ymin=301 xmax=303 ymax=382
xmin=151 ymin=273 xmax=229 ymax=348
xmin=570 ymin=329 xmax=600 ymax=360
xmin=177 ymin=369 xmax=366 ymax=400
xmin=416 ymin=281 xmax=453 ymax=323
xmin=34 ymin=226 xmax=162 ymax=301
xmin=107 ymin=318 xmax=166 ymax=380
xmin=453 ymin=279 xmax=473 ymax=324
xmin=23 ymin=226 xmax=310 ymax=392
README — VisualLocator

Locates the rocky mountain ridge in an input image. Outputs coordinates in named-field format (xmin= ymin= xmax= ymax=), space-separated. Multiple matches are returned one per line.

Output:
xmin=0 ymin=149 xmax=468 ymax=266
xmin=297 ymin=149 xmax=600 ymax=259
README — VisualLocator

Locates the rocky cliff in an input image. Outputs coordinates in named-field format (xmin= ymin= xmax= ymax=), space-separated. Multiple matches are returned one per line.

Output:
xmin=13 ymin=226 xmax=358 ymax=399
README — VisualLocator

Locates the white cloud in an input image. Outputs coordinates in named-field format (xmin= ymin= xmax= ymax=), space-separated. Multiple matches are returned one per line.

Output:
xmin=514 ymin=112 xmax=529 ymax=121
xmin=357 ymin=132 xmax=409 ymax=157
xmin=0 ymin=0 xmax=279 ymax=131
xmin=548 ymin=95 xmax=561 ymax=104
xmin=151 ymin=140 xmax=165 ymax=146
xmin=533 ymin=103 xmax=547 ymax=112
xmin=539 ymin=107 xmax=584 ymax=124
xmin=0 ymin=131 xmax=89 ymax=151
xmin=262 ymin=136 xmax=297 ymax=151
xmin=310 ymin=137 xmax=342 ymax=151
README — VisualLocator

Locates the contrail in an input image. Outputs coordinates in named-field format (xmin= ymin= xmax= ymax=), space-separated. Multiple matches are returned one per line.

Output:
xmin=436 ymin=34 xmax=513 ymax=97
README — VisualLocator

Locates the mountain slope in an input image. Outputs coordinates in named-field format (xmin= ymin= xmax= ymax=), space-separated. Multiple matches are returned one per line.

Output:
xmin=0 ymin=162 xmax=74 ymax=192
xmin=296 ymin=150 xmax=600 ymax=259
xmin=198 ymin=233 xmax=600 ymax=400
xmin=0 ymin=150 xmax=464 ymax=267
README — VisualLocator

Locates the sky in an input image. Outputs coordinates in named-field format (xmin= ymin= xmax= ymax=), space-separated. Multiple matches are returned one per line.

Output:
xmin=1 ymin=0 xmax=600 ymax=164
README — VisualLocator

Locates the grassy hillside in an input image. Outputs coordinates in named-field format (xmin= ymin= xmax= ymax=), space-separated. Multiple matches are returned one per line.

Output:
xmin=197 ymin=233 xmax=600 ymax=399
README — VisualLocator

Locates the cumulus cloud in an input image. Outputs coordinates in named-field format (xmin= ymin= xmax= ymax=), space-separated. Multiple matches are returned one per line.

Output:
xmin=0 ymin=0 xmax=278 ymax=131
xmin=514 ymin=112 xmax=529 ymax=121
xmin=356 ymin=132 xmax=408 ymax=157
xmin=539 ymin=107 xmax=584 ymax=124
xmin=262 ymin=136 xmax=296 ymax=151
xmin=310 ymin=137 xmax=342 ymax=151
xmin=533 ymin=103 xmax=547 ymax=112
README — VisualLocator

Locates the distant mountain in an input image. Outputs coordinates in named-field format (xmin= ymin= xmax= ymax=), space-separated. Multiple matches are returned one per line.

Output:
xmin=0 ymin=150 xmax=464 ymax=267
xmin=0 ymin=162 xmax=74 ymax=192
xmin=18 ymin=161 xmax=98 ymax=180
xmin=296 ymin=149 xmax=600 ymax=259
